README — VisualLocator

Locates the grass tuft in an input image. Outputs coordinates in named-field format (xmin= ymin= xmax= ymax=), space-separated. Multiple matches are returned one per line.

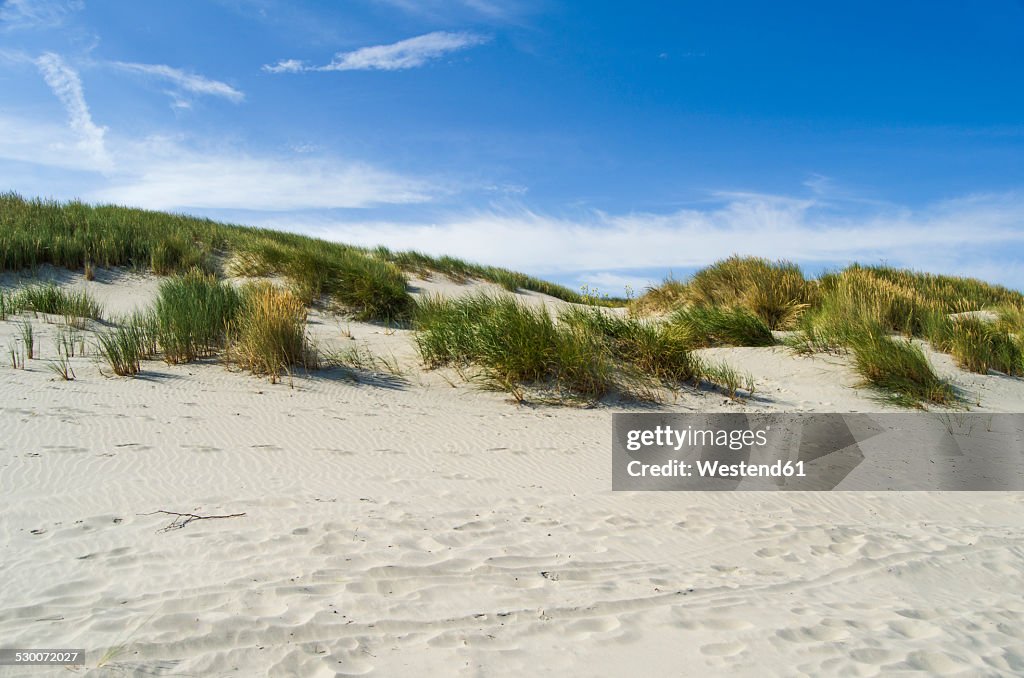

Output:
xmin=943 ymin=317 xmax=1024 ymax=376
xmin=698 ymin=358 xmax=757 ymax=400
xmin=414 ymin=293 xmax=617 ymax=400
xmin=669 ymin=305 xmax=776 ymax=347
xmin=559 ymin=306 xmax=699 ymax=383
xmin=848 ymin=325 xmax=954 ymax=408
xmin=229 ymin=283 xmax=318 ymax=383
xmin=18 ymin=321 xmax=34 ymax=359
xmin=96 ymin=324 xmax=151 ymax=376
xmin=0 ymin=289 xmax=19 ymax=320
xmin=8 ymin=341 xmax=25 ymax=369
xmin=414 ymin=294 xmax=710 ymax=402
xmin=154 ymin=269 xmax=242 ymax=364
xmin=47 ymin=354 xmax=76 ymax=381
xmin=14 ymin=284 xmax=102 ymax=326
xmin=628 ymin=277 xmax=687 ymax=316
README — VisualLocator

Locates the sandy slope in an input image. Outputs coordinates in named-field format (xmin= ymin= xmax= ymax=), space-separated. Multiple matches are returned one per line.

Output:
xmin=1 ymin=270 xmax=1023 ymax=677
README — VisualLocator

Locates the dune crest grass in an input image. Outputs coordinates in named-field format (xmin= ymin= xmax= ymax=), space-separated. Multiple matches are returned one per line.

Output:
xmin=1 ymin=193 xmax=619 ymax=322
xmin=633 ymin=256 xmax=814 ymax=329
xmin=631 ymin=256 xmax=1024 ymax=406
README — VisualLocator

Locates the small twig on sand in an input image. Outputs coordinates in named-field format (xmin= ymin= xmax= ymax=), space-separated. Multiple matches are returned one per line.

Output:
xmin=139 ymin=509 xmax=246 ymax=532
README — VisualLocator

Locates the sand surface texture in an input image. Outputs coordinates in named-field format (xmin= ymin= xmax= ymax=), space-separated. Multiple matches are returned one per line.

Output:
xmin=2 ymin=270 xmax=1023 ymax=677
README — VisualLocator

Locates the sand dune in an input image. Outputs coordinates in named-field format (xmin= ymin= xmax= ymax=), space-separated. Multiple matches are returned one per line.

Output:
xmin=1 ymin=271 xmax=1023 ymax=676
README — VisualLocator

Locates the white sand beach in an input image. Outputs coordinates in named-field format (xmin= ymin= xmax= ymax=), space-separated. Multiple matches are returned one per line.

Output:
xmin=2 ymin=270 xmax=1023 ymax=677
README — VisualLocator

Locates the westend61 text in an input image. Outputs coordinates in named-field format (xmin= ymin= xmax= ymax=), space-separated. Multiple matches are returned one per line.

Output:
xmin=627 ymin=459 xmax=807 ymax=479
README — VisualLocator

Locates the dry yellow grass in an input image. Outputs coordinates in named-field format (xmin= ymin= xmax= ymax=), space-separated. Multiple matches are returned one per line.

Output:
xmin=631 ymin=257 xmax=815 ymax=329
xmin=229 ymin=283 xmax=317 ymax=383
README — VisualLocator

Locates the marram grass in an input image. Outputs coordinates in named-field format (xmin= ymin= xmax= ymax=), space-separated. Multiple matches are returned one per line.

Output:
xmin=668 ymin=305 xmax=776 ymax=348
xmin=229 ymin=283 xmax=318 ymax=383
xmin=0 ymin=193 xmax=617 ymax=322
xmin=153 ymin=269 xmax=242 ymax=364
xmin=414 ymin=293 xmax=753 ymax=402
xmin=633 ymin=256 xmax=815 ymax=329
xmin=414 ymin=293 xmax=617 ymax=400
xmin=558 ymin=306 xmax=699 ymax=383
xmin=96 ymin=325 xmax=148 ymax=376
xmin=848 ymin=325 xmax=954 ymax=409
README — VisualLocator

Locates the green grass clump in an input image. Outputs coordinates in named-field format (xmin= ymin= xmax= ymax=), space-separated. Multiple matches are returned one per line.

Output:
xmin=669 ymin=305 xmax=776 ymax=347
xmin=414 ymin=294 xmax=712 ymax=401
xmin=414 ymin=293 xmax=616 ymax=399
xmin=559 ymin=307 xmax=699 ymax=382
xmin=229 ymin=283 xmax=318 ymax=383
xmin=154 ymin=269 xmax=242 ymax=364
xmin=150 ymin=235 xmax=214 ymax=275
xmin=18 ymin=321 xmax=34 ymax=359
xmin=698 ymin=359 xmax=756 ymax=400
xmin=330 ymin=251 xmax=412 ymax=321
xmin=229 ymin=240 xmax=413 ymax=321
xmin=941 ymin=317 xmax=1024 ymax=376
xmin=848 ymin=325 xmax=954 ymax=408
xmin=96 ymin=324 xmax=151 ymax=376
xmin=15 ymin=284 xmax=103 ymax=325
xmin=0 ymin=289 xmax=20 ymax=320
xmin=815 ymin=267 xmax=938 ymax=336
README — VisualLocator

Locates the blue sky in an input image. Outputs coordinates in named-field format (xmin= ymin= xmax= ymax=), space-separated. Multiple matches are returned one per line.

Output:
xmin=2 ymin=0 xmax=1024 ymax=294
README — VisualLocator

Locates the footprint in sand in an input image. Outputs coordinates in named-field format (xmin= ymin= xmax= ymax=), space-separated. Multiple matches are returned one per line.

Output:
xmin=776 ymin=624 xmax=849 ymax=643
xmin=700 ymin=642 xmax=745 ymax=657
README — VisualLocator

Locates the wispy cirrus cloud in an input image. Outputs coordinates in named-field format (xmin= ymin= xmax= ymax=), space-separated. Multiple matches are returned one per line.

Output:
xmin=0 ymin=0 xmax=82 ymax=31
xmin=33 ymin=52 xmax=111 ymax=170
xmin=0 ymin=51 xmax=439 ymax=209
xmin=263 ymin=30 xmax=488 ymax=73
xmin=377 ymin=0 xmax=529 ymax=22
xmin=262 ymin=58 xmax=305 ymax=74
xmin=111 ymin=61 xmax=244 ymax=106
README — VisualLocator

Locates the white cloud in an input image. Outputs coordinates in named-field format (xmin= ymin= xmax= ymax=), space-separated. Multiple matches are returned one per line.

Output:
xmin=112 ymin=61 xmax=244 ymax=103
xmin=264 ymin=31 xmax=488 ymax=73
xmin=0 ymin=114 xmax=103 ymax=172
xmin=88 ymin=144 xmax=435 ymax=210
xmin=34 ymin=52 xmax=111 ymax=170
xmin=0 ymin=0 xmax=82 ymax=30
xmin=262 ymin=58 xmax=305 ymax=74
xmin=0 ymin=121 xmax=438 ymax=209
xmin=2 ymin=80 xmax=436 ymax=210
xmin=378 ymin=0 xmax=524 ymax=22
xmin=2 ymin=52 xmax=433 ymax=209
xmin=262 ymin=192 xmax=1024 ymax=289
